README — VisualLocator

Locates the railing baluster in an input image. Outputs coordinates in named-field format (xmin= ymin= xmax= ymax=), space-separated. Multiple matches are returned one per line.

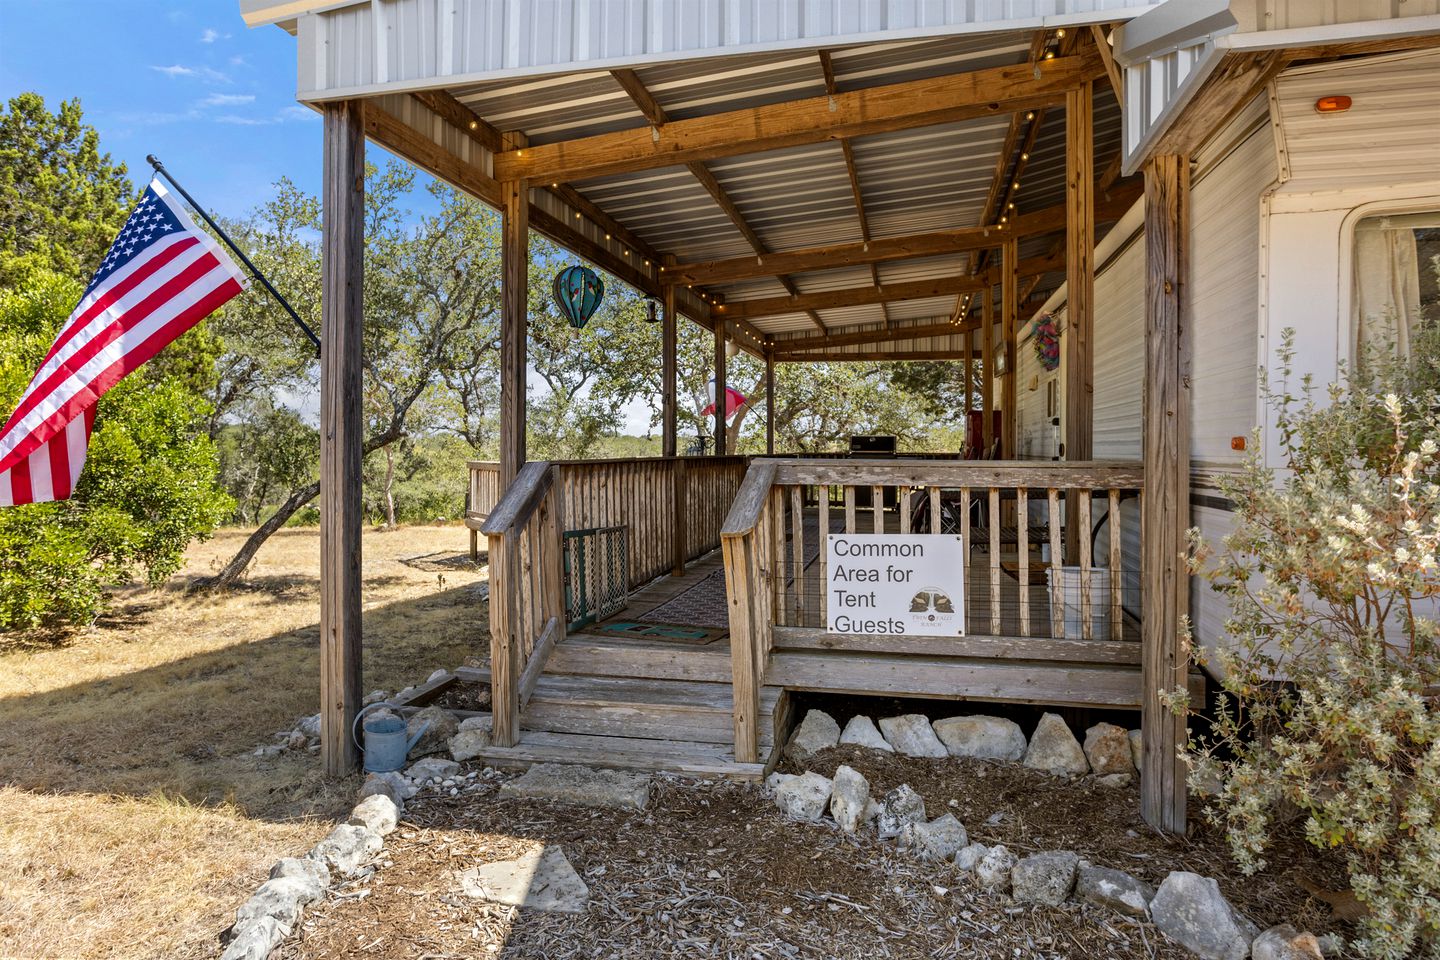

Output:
xmin=773 ymin=487 xmax=787 ymax=624
xmin=899 ymin=488 xmax=911 ymax=534
xmin=872 ymin=485 xmax=884 ymax=533
xmin=1079 ymin=491 xmax=1094 ymax=641
xmin=818 ymin=484 xmax=830 ymax=628
xmin=1017 ymin=486 xmax=1030 ymax=637
xmin=1109 ymin=488 xmax=1123 ymax=641
xmin=1048 ymin=488 xmax=1064 ymax=638
xmin=928 ymin=485 xmax=941 ymax=535
xmin=844 ymin=485 xmax=856 ymax=534
xmin=989 ymin=487 xmax=1001 ymax=636
xmin=790 ymin=484 xmax=804 ymax=627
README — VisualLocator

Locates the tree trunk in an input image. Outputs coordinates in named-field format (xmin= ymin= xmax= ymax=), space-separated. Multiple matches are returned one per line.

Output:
xmin=382 ymin=445 xmax=397 ymax=529
xmin=208 ymin=480 xmax=320 ymax=588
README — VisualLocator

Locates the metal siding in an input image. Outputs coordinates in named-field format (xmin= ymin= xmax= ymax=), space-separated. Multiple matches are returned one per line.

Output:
xmin=1091 ymin=234 xmax=1145 ymax=460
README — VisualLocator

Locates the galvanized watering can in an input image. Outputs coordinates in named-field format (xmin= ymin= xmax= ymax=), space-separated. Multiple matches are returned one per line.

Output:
xmin=352 ymin=702 xmax=430 ymax=773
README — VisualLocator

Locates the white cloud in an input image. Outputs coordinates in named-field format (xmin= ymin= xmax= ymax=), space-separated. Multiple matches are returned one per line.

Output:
xmin=279 ymin=105 xmax=317 ymax=121
xmin=200 ymin=28 xmax=228 ymax=43
xmin=151 ymin=64 xmax=231 ymax=83
xmin=213 ymin=114 xmax=271 ymax=126
xmin=202 ymin=93 xmax=255 ymax=107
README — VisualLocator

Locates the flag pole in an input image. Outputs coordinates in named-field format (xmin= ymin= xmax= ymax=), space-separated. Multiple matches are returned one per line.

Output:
xmin=146 ymin=155 xmax=321 ymax=355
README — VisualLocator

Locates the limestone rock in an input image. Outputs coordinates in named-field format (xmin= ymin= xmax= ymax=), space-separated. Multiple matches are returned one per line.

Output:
xmin=458 ymin=845 xmax=589 ymax=914
xmin=362 ymin=689 xmax=391 ymax=705
xmin=219 ymin=916 xmax=287 ymax=960
xmin=767 ymin=771 xmax=833 ymax=822
xmin=899 ymin=813 xmax=968 ymax=861
xmin=308 ymin=824 xmax=383 ymax=877
xmin=975 ymin=844 xmax=1018 ymax=892
xmin=360 ymin=770 xmax=417 ymax=802
xmin=297 ymin=713 xmax=322 ymax=738
xmin=269 ymin=857 xmax=330 ymax=889
xmin=878 ymin=715 xmax=947 ymax=758
xmin=1128 ymin=729 xmax=1143 ymax=771
xmin=1150 ymin=871 xmax=1259 ymax=960
xmin=1083 ymin=723 xmax=1136 ymax=776
xmin=955 ymin=842 xmax=989 ymax=873
xmin=1076 ymin=865 xmax=1154 ymax=917
xmin=829 ymin=765 xmax=870 ymax=833
xmin=234 ymin=875 xmax=325 ymax=930
xmin=499 ymin=763 xmax=650 ymax=811
xmin=1252 ymin=924 xmax=1324 ymax=960
xmin=427 ymin=668 xmax=449 ymax=683
xmin=874 ymin=784 xmax=927 ymax=839
xmin=862 ymin=798 xmax=881 ymax=825
xmin=1096 ymin=772 xmax=1133 ymax=789
xmin=785 ymin=710 xmax=841 ymax=763
xmin=838 ymin=714 xmax=894 ymax=752
xmin=406 ymin=705 xmax=460 ymax=757
xmin=448 ymin=715 xmax=492 ymax=762
xmin=1022 ymin=713 xmax=1089 ymax=776
xmin=933 ymin=715 xmax=1027 ymax=761
xmin=406 ymin=756 xmax=460 ymax=782
xmin=1012 ymin=851 xmax=1079 ymax=906
xmin=347 ymin=793 xmax=401 ymax=836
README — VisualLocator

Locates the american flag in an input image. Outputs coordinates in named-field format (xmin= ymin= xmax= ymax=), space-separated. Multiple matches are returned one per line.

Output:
xmin=0 ymin=180 xmax=248 ymax=506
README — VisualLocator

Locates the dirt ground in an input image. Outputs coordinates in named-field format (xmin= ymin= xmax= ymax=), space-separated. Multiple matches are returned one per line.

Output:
xmin=0 ymin=525 xmax=487 ymax=960
xmin=280 ymin=747 xmax=1353 ymax=960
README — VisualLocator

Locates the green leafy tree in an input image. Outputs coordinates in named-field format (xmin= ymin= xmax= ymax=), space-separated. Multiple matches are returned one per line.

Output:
xmin=0 ymin=94 xmax=134 ymax=288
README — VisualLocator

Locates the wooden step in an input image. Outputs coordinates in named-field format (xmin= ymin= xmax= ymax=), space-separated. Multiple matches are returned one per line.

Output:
xmin=544 ymin=634 xmax=735 ymax=683
xmin=470 ymin=730 xmax=767 ymax=781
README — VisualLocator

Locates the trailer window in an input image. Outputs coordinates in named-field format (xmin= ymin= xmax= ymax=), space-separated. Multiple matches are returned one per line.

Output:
xmin=1352 ymin=211 xmax=1440 ymax=359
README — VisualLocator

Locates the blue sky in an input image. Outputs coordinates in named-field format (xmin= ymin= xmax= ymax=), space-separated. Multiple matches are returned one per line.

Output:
xmin=1 ymin=1 xmax=330 ymax=219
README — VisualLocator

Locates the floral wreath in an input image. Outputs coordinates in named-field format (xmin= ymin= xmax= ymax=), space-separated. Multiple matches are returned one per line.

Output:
xmin=1032 ymin=312 xmax=1060 ymax=371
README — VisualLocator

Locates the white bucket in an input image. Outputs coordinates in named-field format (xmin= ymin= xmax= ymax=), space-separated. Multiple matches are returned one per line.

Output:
xmin=1046 ymin=566 xmax=1111 ymax=638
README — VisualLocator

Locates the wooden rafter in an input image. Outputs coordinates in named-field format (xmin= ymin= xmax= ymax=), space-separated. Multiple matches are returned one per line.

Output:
xmin=496 ymin=53 xmax=1103 ymax=183
xmin=771 ymin=319 xmax=979 ymax=354
xmin=718 ymin=274 xmax=989 ymax=321
xmin=819 ymin=51 xmax=888 ymax=325
xmin=612 ymin=69 xmax=827 ymax=332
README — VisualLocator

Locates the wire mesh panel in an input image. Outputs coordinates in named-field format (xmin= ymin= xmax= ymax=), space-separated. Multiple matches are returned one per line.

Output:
xmin=563 ymin=525 xmax=629 ymax=630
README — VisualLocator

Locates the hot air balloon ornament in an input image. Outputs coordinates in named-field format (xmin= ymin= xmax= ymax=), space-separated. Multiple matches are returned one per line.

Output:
xmin=552 ymin=265 xmax=605 ymax=332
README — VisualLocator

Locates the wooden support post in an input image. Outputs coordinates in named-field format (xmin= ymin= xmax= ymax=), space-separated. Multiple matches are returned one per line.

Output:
xmin=500 ymin=178 xmax=529 ymax=487
xmin=672 ymin=457 xmax=689 ymax=575
xmin=714 ymin=318 xmax=727 ymax=456
xmin=1141 ymin=154 xmax=1191 ymax=834
xmin=1065 ymin=80 xmax=1095 ymax=561
xmin=765 ymin=351 xmax=776 ymax=455
xmin=963 ymin=326 xmax=974 ymax=430
xmin=1002 ymin=237 xmax=1019 ymax=460
xmin=981 ymin=287 xmax=994 ymax=456
xmin=661 ymin=279 xmax=678 ymax=458
xmin=319 ymin=100 xmax=365 ymax=777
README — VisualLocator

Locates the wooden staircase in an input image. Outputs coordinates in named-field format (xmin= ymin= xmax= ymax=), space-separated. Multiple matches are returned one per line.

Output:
xmin=453 ymin=632 xmax=787 ymax=781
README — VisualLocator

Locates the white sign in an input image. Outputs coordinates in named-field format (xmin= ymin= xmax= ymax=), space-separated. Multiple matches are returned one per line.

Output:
xmin=825 ymin=533 xmax=966 ymax=637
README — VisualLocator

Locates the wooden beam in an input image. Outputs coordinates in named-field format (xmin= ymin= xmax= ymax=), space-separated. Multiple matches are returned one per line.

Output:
xmin=820 ymin=51 xmax=889 ymax=325
xmin=778 ymin=349 xmax=972 ymax=362
xmin=661 ymin=276 xmax=678 ymax=458
xmin=981 ymin=286 xmax=994 ymax=455
xmin=319 ymin=100 xmax=365 ymax=776
xmin=500 ymin=179 xmax=528 ymax=486
xmin=497 ymin=53 xmax=1102 ymax=183
xmin=718 ymin=273 xmax=989 ymax=321
xmin=667 ymin=185 xmax=1139 ymax=286
xmin=1001 ymin=237 xmax=1019 ymax=459
xmin=963 ymin=326 xmax=974 ymax=419
xmin=771 ymin=319 xmax=976 ymax=354
xmin=1140 ymin=153 xmax=1191 ymax=834
xmin=714 ymin=319 xmax=728 ymax=455
xmin=1092 ymin=25 xmax=1124 ymax=106
xmin=765 ymin=351 xmax=776 ymax=455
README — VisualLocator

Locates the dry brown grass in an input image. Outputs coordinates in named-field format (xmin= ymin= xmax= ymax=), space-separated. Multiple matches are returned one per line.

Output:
xmin=0 ymin=525 xmax=487 ymax=960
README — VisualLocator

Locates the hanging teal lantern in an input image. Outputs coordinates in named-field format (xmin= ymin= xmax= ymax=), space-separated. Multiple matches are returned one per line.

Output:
xmin=552 ymin=265 xmax=605 ymax=331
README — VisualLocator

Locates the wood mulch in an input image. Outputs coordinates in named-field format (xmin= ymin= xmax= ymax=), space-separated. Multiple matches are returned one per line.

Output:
xmin=276 ymin=747 xmax=1355 ymax=960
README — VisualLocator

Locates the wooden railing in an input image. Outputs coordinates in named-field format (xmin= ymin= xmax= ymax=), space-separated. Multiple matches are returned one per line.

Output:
xmin=466 ymin=461 xmax=503 ymax=558
xmin=479 ymin=461 xmax=563 ymax=747
xmin=721 ymin=458 xmax=1145 ymax=762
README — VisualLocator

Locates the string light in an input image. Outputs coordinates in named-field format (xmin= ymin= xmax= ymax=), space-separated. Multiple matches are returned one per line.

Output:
xmin=1025 ymin=112 xmax=1035 ymax=121
xmin=1056 ymin=28 xmax=1066 ymax=38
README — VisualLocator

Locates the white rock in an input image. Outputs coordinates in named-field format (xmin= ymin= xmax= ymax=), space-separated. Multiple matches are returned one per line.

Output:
xmin=1022 ymin=713 xmax=1089 ymax=776
xmin=1150 ymin=871 xmax=1259 ymax=960
xmin=898 ymin=814 xmax=968 ymax=861
xmin=362 ymin=689 xmax=391 ymax=705
xmin=878 ymin=715 xmax=947 ymax=758
xmin=785 ymin=710 xmax=841 ymax=763
xmin=955 ymin=843 xmax=989 ymax=872
xmin=347 ymin=793 xmax=401 ymax=836
xmin=766 ymin=771 xmax=833 ymax=822
xmin=269 ymin=856 xmax=330 ymax=888
xmin=296 ymin=714 xmax=322 ymax=738
xmin=458 ymin=845 xmax=589 ymax=914
xmin=233 ymin=876 xmax=325 ymax=930
xmin=874 ymin=784 xmax=927 ymax=839
xmin=448 ymin=715 xmax=493 ymax=762
xmin=406 ymin=706 xmax=460 ymax=757
xmin=1128 ymin=729 xmax=1143 ymax=771
xmin=406 ymin=757 xmax=460 ymax=781
xmin=1252 ymin=924 xmax=1324 ymax=960
xmin=1075 ymin=865 xmax=1154 ymax=917
xmin=838 ymin=715 xmax=894 ymax=752
xmin=1011 ymin=851 xmax=1079 ymax=906
xmin=933 ymin=715 xmax=1027 ymax=761
xmin=829 ymin=765 xmax=870 ymax=833
xmin=360 ymin=770 xmax=417 ymax=802
xmin=975 ymin=844 xmax=1018 ymax=892
xmin=220 ymin=916 xmax=287 ymax=960
xmin=427 ymin=668 xmax=449 ymax=683
xmin=307 ymin=824 xmax=383 ymax=877
xmin=499 ymin=763 xmax=651 ymax=811
xmin=1083 ymin=722 xmax=1136 ymax=776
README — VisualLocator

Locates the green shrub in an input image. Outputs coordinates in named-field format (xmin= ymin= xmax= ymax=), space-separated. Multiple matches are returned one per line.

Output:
xmin=1183 ymin=329 xmax=1440 ymax=959
xmin=0 ymin=272 xmax=232 ymax=630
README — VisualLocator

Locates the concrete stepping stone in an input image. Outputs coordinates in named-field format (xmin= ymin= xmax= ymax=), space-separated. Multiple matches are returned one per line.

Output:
xmin=499 ymin=763 xmax=651 ymax=810
xmin=458 ymin=845 xmax=590 ymax=914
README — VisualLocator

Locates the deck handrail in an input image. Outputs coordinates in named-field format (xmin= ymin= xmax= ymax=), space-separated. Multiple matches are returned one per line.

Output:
xmin=719 ymin=461 xmax=777 ymax=538
xmin=479 ymin=460 xmax=553 ymax=536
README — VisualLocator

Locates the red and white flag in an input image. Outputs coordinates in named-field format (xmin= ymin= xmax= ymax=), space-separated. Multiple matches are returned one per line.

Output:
xmin=0 ymin=180 xmax=248 ymax=506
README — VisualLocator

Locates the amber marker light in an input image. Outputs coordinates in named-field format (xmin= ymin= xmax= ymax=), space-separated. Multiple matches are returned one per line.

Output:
xmin=1315 ymin=95 xmax=1352 ymax=114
